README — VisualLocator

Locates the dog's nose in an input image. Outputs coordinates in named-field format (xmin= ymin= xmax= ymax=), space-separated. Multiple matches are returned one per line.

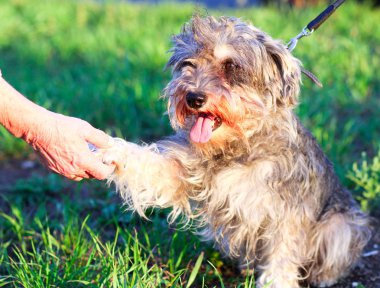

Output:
xmin=186 ymin=92 xmax=207 ymax=109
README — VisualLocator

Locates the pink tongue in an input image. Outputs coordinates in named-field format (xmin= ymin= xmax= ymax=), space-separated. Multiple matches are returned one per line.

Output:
xmin=190 ymin=116 xmax=214 ymax=143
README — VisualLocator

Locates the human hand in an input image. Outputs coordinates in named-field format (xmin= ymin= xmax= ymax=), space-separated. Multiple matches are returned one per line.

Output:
xmin=23 ymin=111 xmax=115 ymax=181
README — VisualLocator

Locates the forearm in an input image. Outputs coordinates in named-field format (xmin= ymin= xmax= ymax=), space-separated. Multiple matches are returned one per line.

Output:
xmin=0 ymin=71 xmax=114 ymax=180
xmin=0 ymin=75 xmax=49 ymax=140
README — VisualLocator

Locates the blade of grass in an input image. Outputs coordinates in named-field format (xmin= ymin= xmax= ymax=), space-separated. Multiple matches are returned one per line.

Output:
xmin=186 ymin=252 xmax=204 ymax=288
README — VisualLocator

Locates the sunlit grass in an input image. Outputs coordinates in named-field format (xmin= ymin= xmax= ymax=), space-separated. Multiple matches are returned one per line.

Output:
xmin=0 ymin=1 xmax=379 ymax=165
xmin=0 ymin=177 xmax=256 ymax=287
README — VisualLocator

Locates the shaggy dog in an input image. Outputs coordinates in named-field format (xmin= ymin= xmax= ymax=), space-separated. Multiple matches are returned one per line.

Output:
xmin=104 ymin=16 xmax=371 ymax=287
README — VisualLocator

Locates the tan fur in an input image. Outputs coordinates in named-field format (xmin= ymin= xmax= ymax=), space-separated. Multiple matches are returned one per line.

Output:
xmin=104 ymin=16 xmax=372 ymax=287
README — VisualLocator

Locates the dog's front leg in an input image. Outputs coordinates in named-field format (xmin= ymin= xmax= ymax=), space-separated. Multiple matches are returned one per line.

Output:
xmin=103 ymin=139 xmax=188 ymax=217
xmin=257 ymin=218 xmax=306 ymax=288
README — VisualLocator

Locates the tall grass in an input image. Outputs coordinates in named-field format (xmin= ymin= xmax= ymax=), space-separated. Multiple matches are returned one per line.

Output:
xmin=0 ymin=0 xmax=379 ymax=286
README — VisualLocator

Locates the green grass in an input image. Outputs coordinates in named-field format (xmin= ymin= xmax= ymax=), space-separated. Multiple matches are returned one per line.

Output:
xmin=0 ymin=176 xmax=255 ymax=287
xmin=0 ymin=0 xmax=379 ymax=286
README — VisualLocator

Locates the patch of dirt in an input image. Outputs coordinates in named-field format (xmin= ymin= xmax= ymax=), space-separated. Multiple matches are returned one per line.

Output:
xmin=0 ymin=158 xmax=46 ymax=188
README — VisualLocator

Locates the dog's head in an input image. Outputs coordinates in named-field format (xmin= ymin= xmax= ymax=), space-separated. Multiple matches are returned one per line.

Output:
xmin=164 ymin=16 xmax=301 ymax=148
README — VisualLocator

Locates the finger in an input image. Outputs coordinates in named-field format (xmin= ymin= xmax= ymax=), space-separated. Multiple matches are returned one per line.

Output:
xmin=63 ymin=170 xmax=90 ymax=180
xmin=86 ymin=127 xmax=113 ymax=149
xmin=87 ymin=163 xmax=115 ymax=180
xmin=81 ymin=153 xmax=116 ymax=180
xmin=70 ymin=176 xmax=84 ymax=182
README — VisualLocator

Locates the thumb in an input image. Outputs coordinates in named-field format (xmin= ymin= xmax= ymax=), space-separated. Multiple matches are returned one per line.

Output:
xmin=86 ymin=127 xmax=113 ymax=149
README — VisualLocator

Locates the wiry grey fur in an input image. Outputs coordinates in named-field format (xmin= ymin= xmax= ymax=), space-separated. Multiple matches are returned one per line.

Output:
xmin=104 ymin=16 xmax=372 ymax=287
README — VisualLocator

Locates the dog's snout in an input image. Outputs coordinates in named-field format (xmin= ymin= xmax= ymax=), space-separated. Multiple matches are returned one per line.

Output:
xmin=186 ymin=92 xmax=207 ymax=109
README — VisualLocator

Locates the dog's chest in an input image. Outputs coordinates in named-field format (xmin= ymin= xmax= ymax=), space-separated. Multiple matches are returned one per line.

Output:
xmin=199 ymin=158 xmax=276 ymax=223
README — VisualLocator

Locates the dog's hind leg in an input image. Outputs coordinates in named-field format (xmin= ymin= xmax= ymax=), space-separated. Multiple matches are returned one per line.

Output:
xmin=308 ymin=210 xmax=371 ymax=287
xmin=103 ymin=139 xmax=189 ymax=218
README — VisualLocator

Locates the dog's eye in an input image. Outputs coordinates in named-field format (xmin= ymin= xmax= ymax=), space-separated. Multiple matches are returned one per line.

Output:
xmin=223 ymin=60 xmax=244 ymax=85
xmin=178 ymin=60 xmax=196 ymax=70
xmin=223 ymin=60 xmax=239 ymax=72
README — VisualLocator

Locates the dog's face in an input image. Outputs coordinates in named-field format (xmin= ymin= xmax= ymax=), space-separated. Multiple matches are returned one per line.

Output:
xmin=164 ymin=16 xmax=301 ymax=147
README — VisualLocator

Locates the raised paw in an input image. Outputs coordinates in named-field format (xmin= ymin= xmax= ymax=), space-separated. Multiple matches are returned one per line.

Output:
xmin=101 ymin=138 xmax=129 ymax=168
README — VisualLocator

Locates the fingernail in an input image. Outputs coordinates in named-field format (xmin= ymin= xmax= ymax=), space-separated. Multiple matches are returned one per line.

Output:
xmin=88 ymin=143 xmax=98 ymax=152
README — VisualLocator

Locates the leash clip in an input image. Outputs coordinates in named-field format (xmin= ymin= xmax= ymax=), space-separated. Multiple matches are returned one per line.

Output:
xmin=287 ymin=27 xmax=313 ymax=52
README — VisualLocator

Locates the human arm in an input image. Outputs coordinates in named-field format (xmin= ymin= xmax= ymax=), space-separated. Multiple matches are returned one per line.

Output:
xmin=0 ymin=72 xmax=114 ymax=180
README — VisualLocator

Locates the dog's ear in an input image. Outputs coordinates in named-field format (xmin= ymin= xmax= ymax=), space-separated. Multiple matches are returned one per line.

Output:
xmin=265 ymin=41 xmax=301 ymax=108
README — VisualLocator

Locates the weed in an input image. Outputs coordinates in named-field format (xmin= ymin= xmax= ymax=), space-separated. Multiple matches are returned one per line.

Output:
xmin=348 ymin=150 xmax=380 ymax=213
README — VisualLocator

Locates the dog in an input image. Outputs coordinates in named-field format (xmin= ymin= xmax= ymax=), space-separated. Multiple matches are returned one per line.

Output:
xmin=104 ymin=16 xmax=372 ymax=287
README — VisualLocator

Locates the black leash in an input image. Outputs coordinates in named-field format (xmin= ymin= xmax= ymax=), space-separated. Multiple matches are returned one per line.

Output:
xmin=286 ymin=0 xmax=346 ymax=87
xmin=287 ymin=0 xmax=346 ymax=51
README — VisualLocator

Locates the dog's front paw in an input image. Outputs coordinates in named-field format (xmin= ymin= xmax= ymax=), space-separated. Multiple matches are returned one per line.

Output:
xmin=257 ymin=274 xmax=300 ymax=288
xmin=102 ymin=138 xmax=129 ymax=170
